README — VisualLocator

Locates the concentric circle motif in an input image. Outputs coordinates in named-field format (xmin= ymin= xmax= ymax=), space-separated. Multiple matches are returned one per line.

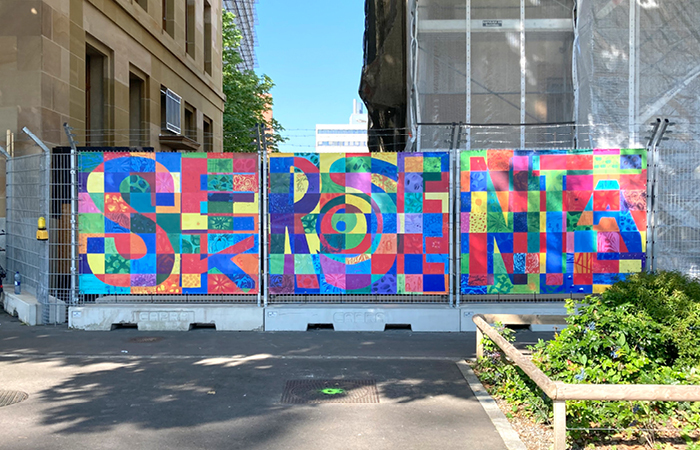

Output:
xmin=317 ymin=194 xmax=383 ymax=256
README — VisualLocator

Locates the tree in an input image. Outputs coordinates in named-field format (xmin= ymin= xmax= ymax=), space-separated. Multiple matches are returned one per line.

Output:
xmin=222 ymin=11 xmax=284 ymax=152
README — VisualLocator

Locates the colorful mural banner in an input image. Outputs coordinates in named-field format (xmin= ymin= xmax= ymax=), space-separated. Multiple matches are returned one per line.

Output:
xmin=78 ymin=152 xmax=260 ymax=294
xmin=268 ymin=152 xmax=450 ymax=295
xmin=460 ymin=149 xmax=647 ymax=295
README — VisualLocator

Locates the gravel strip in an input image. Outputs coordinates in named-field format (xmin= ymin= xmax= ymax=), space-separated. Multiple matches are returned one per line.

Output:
xmin=492 ymin=397 xmax=553 ymax=450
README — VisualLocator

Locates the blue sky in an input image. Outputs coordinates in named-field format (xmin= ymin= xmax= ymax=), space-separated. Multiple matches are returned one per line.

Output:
xmin=255 ymin=0 xmax=366 ymax=152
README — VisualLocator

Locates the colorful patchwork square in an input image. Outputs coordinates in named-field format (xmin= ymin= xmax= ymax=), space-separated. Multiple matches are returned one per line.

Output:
xmin=268 ymin=153 xmax=449 ymax=295
xmin=460 ymin=149 xmax=646 ymax=295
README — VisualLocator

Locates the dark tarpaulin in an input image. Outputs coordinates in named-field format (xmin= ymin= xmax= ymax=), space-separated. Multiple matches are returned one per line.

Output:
xmin=359 ymin=0 xmax=407 ymax=152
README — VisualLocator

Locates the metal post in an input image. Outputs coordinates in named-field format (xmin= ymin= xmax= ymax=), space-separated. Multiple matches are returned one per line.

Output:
xmin=256 ymin=125 xmax=263 ymax=308
xmin=644 ymin=119 xmax=661 ymax=272
xmin=416 ymin=124 xmax=422 ymax=153
xmin=519 ymin=0 xmax=526 ymax=148
xmin=23 ymin=127 xmax=52 ymax=323
xmin=553 ymin=400 xmax=567 ymax=450
xmin=448 ymin=123 xmax=458 ymax=151
xmin=628 ymin=0 xmax=640 ymax=148
xmin=650 ymin=119 xmax=670 ymax=273
xmin=4 ymin=147 xmax=12 ymax=295
xmin=572 ymin=0 xmax=579 ymax=149
xmin=46 ymin=149 xmax=54 ymax=324
xmin=466 ymin=0 xmax=471 ymax=150
xmin=455 ymin=127 xmax=462 ymax=308
xmin=448 ymin=145 xmax=455 ymax=307
xmin=409 ymin=0 xmax=420 ymax=152
xmin=63 ymin=123 xmax=79 ymax=306
xmin=22 ymin=127 xmax=52 ymax=153
xmin=448 ymin=123 xmax=459 ymax=306
xmin=260 ymin=125 xmax=270 ymax=307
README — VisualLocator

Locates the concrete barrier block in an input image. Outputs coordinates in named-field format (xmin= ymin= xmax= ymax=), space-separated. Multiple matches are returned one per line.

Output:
xmin=68 ymin=304 xmax=264 ymax=331
xmin=3 ymin=293 xmax=40 ymax=326
xmin=47 ymin=296 xmax=67 ymax=324
xmin=264 ymin=305 xmax=461 ymax=332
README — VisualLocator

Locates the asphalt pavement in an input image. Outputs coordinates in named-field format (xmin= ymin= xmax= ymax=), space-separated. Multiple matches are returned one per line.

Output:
xmin=0 ymin=311 xmax=552 ymax=450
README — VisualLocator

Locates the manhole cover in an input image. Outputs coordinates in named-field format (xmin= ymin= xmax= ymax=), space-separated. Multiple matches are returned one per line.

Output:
xmin=128 ymin=337 xmax=164 ymax=343
xmin=281 ymin=380 xmax=379 ymax=404
xmin=0 ymin=391 xmax=28 ymax=408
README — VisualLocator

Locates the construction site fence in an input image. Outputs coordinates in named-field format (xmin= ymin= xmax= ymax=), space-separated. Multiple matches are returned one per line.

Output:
xmin=4 ymin=123 xmax=697 ymax=323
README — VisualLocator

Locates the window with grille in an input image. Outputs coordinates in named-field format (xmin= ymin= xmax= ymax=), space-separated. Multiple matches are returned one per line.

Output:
xmin=161 ymin=87 xmax=181 ymax=134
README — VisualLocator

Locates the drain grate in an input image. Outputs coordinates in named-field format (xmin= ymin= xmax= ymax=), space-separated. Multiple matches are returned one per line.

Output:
xmin=281 ymin=380 xmax=379 ymax=404
xmin=0 ymin=391 xmax=28 ymax=408
xmin=128 ymin=336 xmax=164 ymax=343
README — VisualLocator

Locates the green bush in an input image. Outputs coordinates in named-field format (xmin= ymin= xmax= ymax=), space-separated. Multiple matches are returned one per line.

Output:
xmin=576 ymin=271 xmax=700 ymax=368
xmin=476 ymin=271 xmax=700 ymax=441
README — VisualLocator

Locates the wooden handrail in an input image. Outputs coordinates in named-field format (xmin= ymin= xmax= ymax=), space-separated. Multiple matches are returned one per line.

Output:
xmin=481 ymin=314 xmax=568 ymax=326
xmin=557 ymin=381 xmax=700 ymax=402
xmin=473 ymin=314 xmax=559 ymax=399
xmin=472 ymin=314 xmax=700 ymax=450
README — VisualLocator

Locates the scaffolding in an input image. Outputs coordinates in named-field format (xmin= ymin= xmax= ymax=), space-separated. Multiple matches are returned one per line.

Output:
xmin=402 ymin=0 xmax=700 ymax=277
xmin=223 ymin=0 xmax=258 ymax=72
xmin=406 ymin=0 xmax=700 ymax=147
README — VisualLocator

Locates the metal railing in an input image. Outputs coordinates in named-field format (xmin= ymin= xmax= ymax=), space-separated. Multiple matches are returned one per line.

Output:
xmin=473 ymin=314 xmax=700 ymax=450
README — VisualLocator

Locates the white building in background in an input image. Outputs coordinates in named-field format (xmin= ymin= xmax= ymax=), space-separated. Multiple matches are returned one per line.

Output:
xmin=315 ymin=100 xmax=370 ymax=153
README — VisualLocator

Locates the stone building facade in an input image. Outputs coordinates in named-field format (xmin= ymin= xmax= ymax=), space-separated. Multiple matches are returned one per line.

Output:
xmin=0 ymin=0 xmax=226 ymax=217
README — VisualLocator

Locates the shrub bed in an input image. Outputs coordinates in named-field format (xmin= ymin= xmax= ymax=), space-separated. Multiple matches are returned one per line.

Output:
xmin=475 ymin=272 xmax=700 ymax=448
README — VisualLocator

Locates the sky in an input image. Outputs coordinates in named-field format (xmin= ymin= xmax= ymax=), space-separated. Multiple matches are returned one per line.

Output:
xmin=254 ymin=0 xmax=367 ymax=153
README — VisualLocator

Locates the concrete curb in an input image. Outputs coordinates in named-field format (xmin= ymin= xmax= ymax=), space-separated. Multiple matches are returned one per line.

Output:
xmin=456 ymin=360 xmax=528 ymax=450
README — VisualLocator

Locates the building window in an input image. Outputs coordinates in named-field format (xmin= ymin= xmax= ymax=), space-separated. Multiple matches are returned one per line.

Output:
xmin=85 ymin=44 xmax=107 ymax=146
xmin=161 ymin=86 xmax=181 ymax=134
xmin=136 ymin=0 xmax=148 ymax=11
xmin=186 ymin=0 xmax=195 ymax=58
xmin=204 ymin=0 xmax=212 ymax=75
xmin=184 ymin=102 xmax=196 ymax=140
xmin=162 ymin=0 xmax=174 ymax=37
xmin=203 ymin=115 xmax=213 ymax=152
xmin=129 ymin=72 xmax=147 ymax=146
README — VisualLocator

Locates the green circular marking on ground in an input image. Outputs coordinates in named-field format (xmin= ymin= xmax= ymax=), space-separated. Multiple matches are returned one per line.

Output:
xmin=320 ymin=388 xmax=346 ymax=395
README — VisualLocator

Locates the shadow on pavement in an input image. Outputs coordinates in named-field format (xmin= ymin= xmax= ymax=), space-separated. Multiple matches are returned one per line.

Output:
xmin=0 ymin=310 xmax=556 ymax=448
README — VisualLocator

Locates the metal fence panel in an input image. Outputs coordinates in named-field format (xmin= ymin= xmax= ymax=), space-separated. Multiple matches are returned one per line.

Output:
xmin=6 ymin=153 xmax=52 ymax=322
xmin=653 ymin=130 xmax=700 ymax=276
xmin=71 ymin=150 xmax=260 ymax=305
xmin=37 ymin=134 xmax=697 ymax=309
xmin=49 ymin=152 xmax=78 ymax=308
xmin=265 ymin=151 xmax=452 ymax=305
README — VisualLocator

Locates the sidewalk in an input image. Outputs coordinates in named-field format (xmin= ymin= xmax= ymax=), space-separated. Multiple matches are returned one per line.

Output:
xmin=0 ymin=312 xmax=550 ymax=450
